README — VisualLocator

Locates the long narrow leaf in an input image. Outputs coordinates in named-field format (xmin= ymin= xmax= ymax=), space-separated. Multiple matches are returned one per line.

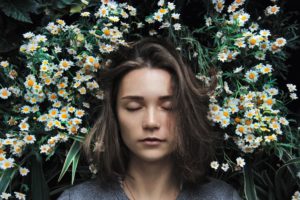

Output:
xmin=31 ymin=153 xmax=50 ymax=200
xmin=244 ymin=163 xmax=258 ymax=200
xmin=0 ymin=168 xmax=17 ymax=193
xmin=58 ymin=140 xmax=81 ymax=183
xmin=71 ymin=152 xmax=80 ymax=185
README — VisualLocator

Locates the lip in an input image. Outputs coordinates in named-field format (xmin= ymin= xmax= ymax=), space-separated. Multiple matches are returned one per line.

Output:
xmin=139 ymin=137 xmax=166 ymax=146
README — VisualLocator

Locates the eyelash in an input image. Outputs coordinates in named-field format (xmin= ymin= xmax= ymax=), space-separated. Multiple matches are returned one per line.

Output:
xmin=126 ymin=107 xmax=173 ymax=112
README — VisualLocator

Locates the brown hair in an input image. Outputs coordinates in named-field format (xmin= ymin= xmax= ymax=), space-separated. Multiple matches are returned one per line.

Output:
xmin=84 ymin=37 xmax=217 ymax=187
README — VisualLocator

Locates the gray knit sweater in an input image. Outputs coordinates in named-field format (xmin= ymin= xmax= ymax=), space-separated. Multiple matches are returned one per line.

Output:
xmin=57 ymin=177 xmax=242 ymax=200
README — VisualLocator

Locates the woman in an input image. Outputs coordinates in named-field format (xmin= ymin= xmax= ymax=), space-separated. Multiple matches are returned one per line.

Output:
xmin=58 ymin=37 xmax=241 ymax=200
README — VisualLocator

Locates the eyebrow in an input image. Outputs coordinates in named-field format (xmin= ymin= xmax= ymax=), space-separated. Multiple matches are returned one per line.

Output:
xmin=121 ymin=95 xmax=173 ymax=101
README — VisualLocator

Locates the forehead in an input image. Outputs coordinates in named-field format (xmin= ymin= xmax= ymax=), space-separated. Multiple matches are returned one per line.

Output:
xmin=117 ymin=68 xmax=173 ymax=98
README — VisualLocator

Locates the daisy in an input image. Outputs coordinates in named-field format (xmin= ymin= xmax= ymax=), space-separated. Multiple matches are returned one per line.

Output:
xmin=21 ymin=105 xmax=31 ymax=114
xmin=75 ymin=109 xmax=85 ymax=118
xmin=275 ymin=37 xmax=286 ymax=47
xmin=238 ymin=13 xmax=250 ymax=26
xmin=59 ymin=59 xmax=74 ymax=71
xmin=96 ymin=6 xmax=109 ymax=18
xmin=260 ymin=64 xmax=272 ymax=74
xmin=1 ymin=158 xmax=15 ymax=169
xmin=0 ymin=88 xmax=12 ymax=99
xmin=49 ymin=108 xmax=59 ymax=118
xmin=287 ymin=84 xmax=297 ymax=92
xmin=157 ymin=0 xmax=164 ymax=6
xmin=279 ymin=117 xmax=289 ymax=125
xmin=171 ymin=13 xmax=180 ymax=20
xmin=236 ymin=157 xmax=245 ymax=167
xmin=24 ymin=135 xmax=36 ymax=144
xmin=290 ymin=93 xmax=298 ymax=100
xmin=255 ymin=51 xmax=266 ymax=60
xmin=79 ymin=87 xmax=87 ymax=95
xmin=19 ymin=167 xmax=30 ymax=176
xmin=81 ymin=12 xmax=91 ymax=17
xmin=0 ymin=192 xmax=11 ymax=199
xmin=214 ymin=0 xmax=224 ymax=13
xmin=0 ymin=61 xmax=9 ymax=68
xmin=265 ymin=5 xmax=280 ymax=15
xmin=259 ymin=42 xmax=270 ymax=51
xmin=158 ymin=8 xmax=168 ymax=15
xmin=173 ymin=23 xmax=181 ymax=30
xmin=245 ymin=70 xmax=259 ymax=82
xmin=248 ymin=35 xmax=260 ymax=48
xmin=14 ymin=192 xmax=26 ymax=200
xmin=40 ymin=144 xmax=51 ymax=154
xmin=218 ymin=52 xmax=227 ymax=62
xmin=210 ymin=161 xmax=219 ymax=170
xmin=234 ymin=0 xmax=245 ymax=6
xmin=221 ymin=163 xmax=229 ymax=172
xmin=153 ymin=12 xmax=163 ymax=22
xmin=167 ymin=2 xmax=175 ymax=10
xmin=59 ymin=112 xmax=69 ymax=121
xmin=19 ymin=121 xmax=29 ymax=131
xmin=264 ymin=134 xmax=277 ymax=142
xmin=259 ymin=29 xmax=271 ymax=37
xmin=269 ymin=121 xmax=281 ymax=131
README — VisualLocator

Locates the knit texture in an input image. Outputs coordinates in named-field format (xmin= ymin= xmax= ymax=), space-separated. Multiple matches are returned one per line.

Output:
xmin=57 ymin=177 xmax=242 ymax=200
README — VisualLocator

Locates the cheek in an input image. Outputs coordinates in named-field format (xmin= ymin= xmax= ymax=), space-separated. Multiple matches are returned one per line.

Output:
xmin=117 ymin=110 xmax=140 ymax=138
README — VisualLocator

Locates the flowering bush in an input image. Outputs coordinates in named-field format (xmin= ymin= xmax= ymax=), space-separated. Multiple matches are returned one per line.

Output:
xmin=0 ymin=0 xmax=299 ymax=199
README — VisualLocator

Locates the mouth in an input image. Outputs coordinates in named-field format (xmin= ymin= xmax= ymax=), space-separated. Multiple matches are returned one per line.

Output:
xmin=139 ymin=137 xmax=166 ymax=146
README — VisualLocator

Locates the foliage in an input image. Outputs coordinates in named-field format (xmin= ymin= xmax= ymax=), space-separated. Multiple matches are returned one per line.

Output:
xmin=0 ymin=0 xmax=299 ymax=199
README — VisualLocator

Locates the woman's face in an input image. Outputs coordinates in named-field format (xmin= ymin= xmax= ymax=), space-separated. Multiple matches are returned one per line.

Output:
xmin=116 ymin=68 xmax=176 ymax=163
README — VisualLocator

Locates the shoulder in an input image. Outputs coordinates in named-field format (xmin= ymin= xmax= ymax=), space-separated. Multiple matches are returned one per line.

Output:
xmin=186 ymin=177 xmax=242 ymax=200
xmin=57 ymin=179 xmax=124 ymax=200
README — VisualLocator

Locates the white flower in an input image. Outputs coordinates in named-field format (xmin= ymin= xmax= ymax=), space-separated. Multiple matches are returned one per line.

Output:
xmin=0 ymin=192 xmax=11 ymax=199
xmin=233 ymin=66 xmax=243 ymax=73
xmin=221 ymin=163 xmax=229 ymax=172
xmin=0 ymin=88 xmax=12 ymax=99
xmin=157 ymin=0 xmax=164 ymax=6
xmin=290 ymin=93 xmax=298 ymax=100
xmin=23 ymin=32 xmax=35 ymax=39
xmin=14 ymin=192 xmax=26 ymax=200
xmin=265 ymin=5 xmax=280 ymax=16
xmin=218 ymin=52 xmax=227 ymax=62
xmin=167 ymin=2 xmax=175 ymax=10
xmin=287 ymin=84 xmax=297 ymax=92
xmin=173 ymin=23 xmax=181 ymax=30
xmin=236 ymin=157 xmax=246 ymax=167
xmin=205 ymin=17 xmax=212 ymax=27
xmin=291 ymin=191 xmax=300 ymax=200
xmin=1 ymin=158 xmax=15 ymax=170
xmin=0 ymin=61 xmax=9 ymax=68
xmin=210 ymin=161 xmax=219 ymax=170
xmin=297 ymin=171 xmax=300 ymax=179
xmin=81 ymin=12 xmax=91 ymax=17
xmin=171 ymin=13 xmax=180 ymax=20
xmin=54 ymin=46 xmax=62 ymax=53
xmin=224 ymin=81 xmax=233 ymax=94
xmin=80 ymin=127 xmax=88 ymax=134
xmin=19 ymin=167 xmax=30 ymax=176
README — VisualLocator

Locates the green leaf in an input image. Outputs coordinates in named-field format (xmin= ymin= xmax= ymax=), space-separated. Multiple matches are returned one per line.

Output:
xmin=0 ymin=0 xmax=39 ymax=23
xmin=0 ymin=168 xmax=17 ymax=193
xmin=71 ymin=152 xmax=80 ymax=184
xmin=31 ymin=153 xmax=50 ymax=200
xmin=244 ymin=163 xmax=258 ymax=200
xmin=58 ymin=140 xmax=81 ymax=183
xmin=70 ymin=5 xmax=83 ymax=14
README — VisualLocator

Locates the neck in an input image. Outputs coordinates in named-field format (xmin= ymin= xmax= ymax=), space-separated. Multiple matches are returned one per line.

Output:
xmin=123 ymin=155 xmax=181 ymax=200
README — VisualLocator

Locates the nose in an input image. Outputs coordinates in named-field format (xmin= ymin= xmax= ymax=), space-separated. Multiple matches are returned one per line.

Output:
xmin=142 ymin=107 xmax=160 ymax=130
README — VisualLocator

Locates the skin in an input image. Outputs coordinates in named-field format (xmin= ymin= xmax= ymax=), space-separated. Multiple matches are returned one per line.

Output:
xmin=116 ymin=68 xmax=180 ymax=200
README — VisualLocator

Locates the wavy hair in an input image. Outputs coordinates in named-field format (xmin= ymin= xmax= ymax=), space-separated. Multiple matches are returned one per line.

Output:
xmin=84 ymin=37 xmax=217 ymax=187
